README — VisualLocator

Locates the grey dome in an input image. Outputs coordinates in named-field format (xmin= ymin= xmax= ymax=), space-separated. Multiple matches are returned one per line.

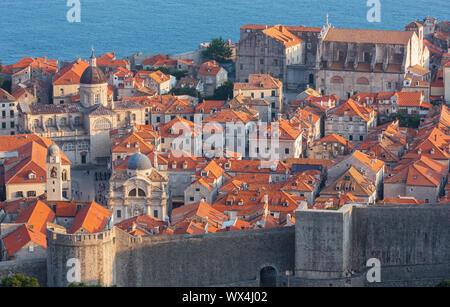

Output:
xmin=48 ymin=145 xmax=60 ymax=157
xmin=80 ymin=66 xmax=107 ymax=85
xmin=127 ymin=153 xmax=152 ymax=171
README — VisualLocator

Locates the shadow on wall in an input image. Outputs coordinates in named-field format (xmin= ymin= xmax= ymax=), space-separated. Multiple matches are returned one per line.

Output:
xmin=112 ymin=226 xmax=295 ymax=287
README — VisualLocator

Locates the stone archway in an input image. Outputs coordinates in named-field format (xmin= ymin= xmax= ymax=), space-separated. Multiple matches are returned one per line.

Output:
xmin=259 ymin=266 xmax=277 ymax=287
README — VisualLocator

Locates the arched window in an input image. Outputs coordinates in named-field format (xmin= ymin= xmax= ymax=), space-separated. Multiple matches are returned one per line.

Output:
xmin=62 ymin=170 xmax=67 ymax=181
xmin=60 ymin=118 xmax=67 ymax=126
xmin=33 ymin=119 xmax=40 ymax=128
xmin=128 ymin=188 xmax=146 ymax=197
xmin=331 ymin=76 xmax=344 ymax=84
xmin=357 ymin=77 xmax=370 ymax=85
xmin=94 ymin=118 xmax=112 ymax=130
xmin=46 ymin=118 xmax=53 ymax=127
xmin=74 ymin=117 xmax=81 ymax=126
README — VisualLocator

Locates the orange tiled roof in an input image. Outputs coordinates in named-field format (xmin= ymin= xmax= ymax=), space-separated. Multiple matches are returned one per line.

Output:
xmin=198 ymin=60 xmax=222 ymax=76
xmin=262 ymin=25 xmax=302 ymax=47
xmin=115 ymin=214 xmax=167 ymax=235
xmin=395 ymin=91 xmax=424 ymax=107
xmin=203 ymin=109 xmax=258 ymax=124
xmin=69 ymin=201 xmax=111 ymax=234
xmin=55 ymin=202 xmax=77 ymax=217
xmin=2 ymin=224 xmax=47 ymax=256
xmin=53 ymin=58 xmax=89 ymax=85
xmin=195 ymin=100 xmax=225 ymax=114
xmin=15 ymin=200 xmax=55 ymax=234
xmin=234 ymin=74 xmax=282 ymax=90
xmin=324 ymin=28 xmax=414 ymax=45
xmin=329 ymin=98 xmax=375 ymax=122
xmin=142 ymin=54 xmax=168 ymax=66
xmin=385 ymin=155 xmax=447 ymax=187
xmin=314 ymin=134 xmax=354 ymax=149
xmin=351 ymin=150 xmax=385 ymax=173
xmin=171 ymin=201 xmax=227 ymax=229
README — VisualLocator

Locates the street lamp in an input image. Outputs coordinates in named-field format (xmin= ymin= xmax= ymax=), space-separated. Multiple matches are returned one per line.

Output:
xmin=285 ymin=270 xmax=292 ymax=287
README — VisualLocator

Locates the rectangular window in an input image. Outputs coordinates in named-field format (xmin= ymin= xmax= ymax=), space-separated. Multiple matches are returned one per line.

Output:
xmin=27 ymin=191 xmax=36 ymax=197
xmin=153 ymin=210 xmax=159 ymax=218
xmin=117 ymin=210 xmax=122 ymax=218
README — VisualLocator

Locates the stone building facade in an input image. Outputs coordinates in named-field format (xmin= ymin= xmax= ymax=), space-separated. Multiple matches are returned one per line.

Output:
xmin=107 ymin=152 xmax=169 ymax=223
xmin=316 ymin=25 xmax=426 ymax=99
xmin=17 ymin=51 xmax=146 ymax=166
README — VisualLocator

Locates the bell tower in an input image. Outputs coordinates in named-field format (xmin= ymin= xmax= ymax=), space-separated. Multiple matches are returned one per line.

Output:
xmin=46 ymin=145 xmax=64 ymax=201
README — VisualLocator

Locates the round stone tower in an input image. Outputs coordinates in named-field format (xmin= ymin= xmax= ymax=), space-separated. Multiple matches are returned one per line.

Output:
xmin=46 ymin=227 xmax=116 ymax=287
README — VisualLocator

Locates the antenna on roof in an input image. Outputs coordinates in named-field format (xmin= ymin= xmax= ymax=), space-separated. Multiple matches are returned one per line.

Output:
xmin=326 ymin=13 xmax=329 ymax=27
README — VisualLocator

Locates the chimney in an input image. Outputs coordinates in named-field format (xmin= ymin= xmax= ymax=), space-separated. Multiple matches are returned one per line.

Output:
xmin=264 ymin=194 xmax=268 ymax=204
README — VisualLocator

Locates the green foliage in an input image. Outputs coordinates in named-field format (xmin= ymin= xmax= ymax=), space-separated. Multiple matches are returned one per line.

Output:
xmin=145 ymin=66 xmax=172 ymax=75
xmin=172 ymin=70 xmax=188 ymax=80
xmin=171 ymin=86 xmax=201 ymax=99
xmin=326 ymin=207 xmax=340 ymax=211
xmin=202 ymin=37 xmax=232 ymax=63
xmin=1 ymin=274 xmax=40 ymax=287
xmin=211 ymin=80 xmax=234 ymax=100
xmin=394 ymin=114 xmax=421 ymax=129
xmin=436 ymin=280 xmax=450 ymax=287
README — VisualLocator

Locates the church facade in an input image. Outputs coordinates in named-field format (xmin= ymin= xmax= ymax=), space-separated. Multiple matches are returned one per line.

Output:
xmin=17 ymin=51 xmax=146 ymax=165
xmin=107 ymin=152 xmax=169 ymax=224
xmin=315 ymin=24 xmax=427 ymax=99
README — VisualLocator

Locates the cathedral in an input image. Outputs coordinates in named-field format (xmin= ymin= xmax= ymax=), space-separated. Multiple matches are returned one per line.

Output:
xmin=107 ymin=151 xmax=169 ymax=223
xmin=17 ymin=49 xmax=146 ymax=165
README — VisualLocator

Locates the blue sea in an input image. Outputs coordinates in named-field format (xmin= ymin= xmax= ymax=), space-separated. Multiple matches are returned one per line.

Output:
xmin=0 ymin=0 xmax=448 ymax=64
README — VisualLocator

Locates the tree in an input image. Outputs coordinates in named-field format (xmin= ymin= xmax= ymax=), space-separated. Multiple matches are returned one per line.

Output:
xmin=145 ymin=66 xmax=172 ymax=75
xmin=171 ymin=87 xmax=200 ymax=98
xmin=436 ymin=280 xmax=450 ymax=287
xmin=171 ymin=70 xmax=188 ymax=80
xmin=1 ymin=274 xmax=40 ymax=287
xmin=211 ymin=80 xmax=234 ymax=100
xmin=202 ymin=37 xmax=232 ymax=63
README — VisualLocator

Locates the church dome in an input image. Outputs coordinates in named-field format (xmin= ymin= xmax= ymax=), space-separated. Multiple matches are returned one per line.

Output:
xmin=80 ymin=66 xmax=107 ymax=85
xmin=127 ymin=153 xmax=152 ymax=171
xmin=48 ymin=145 xmax=60 ymax=157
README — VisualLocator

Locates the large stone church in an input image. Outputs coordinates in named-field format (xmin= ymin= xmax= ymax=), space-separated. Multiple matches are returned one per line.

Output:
xmin=17 ymin=50 xmax=146 ymax=165
xmin=107 ymin=151 xmax=169 ymax=223
xmin=315 ymin=23 xmax=429 ymax=99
